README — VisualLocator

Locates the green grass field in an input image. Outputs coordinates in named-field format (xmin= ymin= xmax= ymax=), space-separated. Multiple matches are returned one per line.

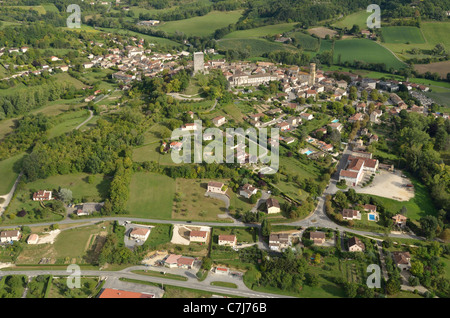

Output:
xmin=223 ymin=23 xmax=296 ymax=39
xmin=291 ymin=32 xmax=320 ymax=51
xmin=382 ymin=26 xmax=425 ymax=44
xmin=10 ymin=5 xmax=47 ymax=14
xmin=53 ymin=224 xmax=104 ymax=259
xmin=154 ymin=10 xmax=242 ymax=37
xmin=332 ymin=10 xmax=372 ymax=29
xmin=126 ymin=172 xmax=175 ymax=219
xmin=47 ymin=110 xmax=91 ymax=139
xmin=217 ymin=38 xmax=296 ymax=57
xmin=421 ymin=22 xmax=450 ymax=50
xmin=333 ymin=39 xmax=406 ymax=70
xmin=0 ymin=153 xmax=24 ymax=195
xmin=98 ymin=27 xmax=183 ymax=47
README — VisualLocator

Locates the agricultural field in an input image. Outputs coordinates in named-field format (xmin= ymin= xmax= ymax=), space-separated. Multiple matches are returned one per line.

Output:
xmin=332 ymin=10 xmax=372 ymax=30
xmin=153 ymin=10 xmax=242 ymax=37
xmin=126 ymin=172 xmax=175 ymax=219
xmin=307 ymin=27 xmax=337 ymax=39
xmin=290 ymin=32 xmax=320 ymax=51
xmin=223 ymin=23 xmax=296 ymax=39
xmin=217 ymin=38 xmax=296 ymax=57
xmin=53 ymin=73 xmax=86 ymax=90
xmin=0 ymin=153 xmax=24 ymax=195
xmin=421 ymin=22 xmax=450 ymax=50
xmin=333 ymin=39 xmax=406 ymax=70
xmin=415 ymin=60 xmax=450 ymax=80
xmin=381 ymin=26 xmax=425 ymax=44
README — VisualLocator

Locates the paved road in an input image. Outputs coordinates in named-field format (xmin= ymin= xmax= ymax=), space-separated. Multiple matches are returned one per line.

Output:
xmin=0 ymin=268 xmax=293 ymax=298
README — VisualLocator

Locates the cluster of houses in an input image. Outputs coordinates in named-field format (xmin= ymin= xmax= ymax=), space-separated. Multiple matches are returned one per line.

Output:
xmin=0 ymin=48 xmax=69 ymax=80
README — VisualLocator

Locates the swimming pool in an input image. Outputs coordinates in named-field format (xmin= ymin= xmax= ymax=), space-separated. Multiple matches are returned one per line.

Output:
xmin=305 ymin=150 xmax=313 ymax=155
xmin=331 ymin=119 xmax=339 ymax=123
xmin=369 ymin=214 xmax=375 ymax=221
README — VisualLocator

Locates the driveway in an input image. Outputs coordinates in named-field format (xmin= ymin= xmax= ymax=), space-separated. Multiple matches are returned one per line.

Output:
xmin=251 ymin=190 xmax=270 ymax=213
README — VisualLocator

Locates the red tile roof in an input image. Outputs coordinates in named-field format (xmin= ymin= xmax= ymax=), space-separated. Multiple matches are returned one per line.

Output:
xmin=99 ymin=288 xmax=154 ymax=298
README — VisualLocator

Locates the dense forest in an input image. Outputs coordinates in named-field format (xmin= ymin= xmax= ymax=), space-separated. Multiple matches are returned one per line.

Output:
xmin=392 ymin=112 xmax=450 ymax=214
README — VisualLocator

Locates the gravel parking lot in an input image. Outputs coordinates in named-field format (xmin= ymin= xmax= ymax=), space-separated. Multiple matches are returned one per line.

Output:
xmin=354 ymin=170 xmax=414 ymax=201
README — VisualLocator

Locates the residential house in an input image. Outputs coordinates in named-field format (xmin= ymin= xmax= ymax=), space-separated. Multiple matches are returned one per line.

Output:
xmin=180 ymin=123 xmax=198 ymax=131
xmin=240 ymin=184 xmax=258 ymax=199
xmin=76 ymin=202 xmax=104 ymax=216
xmin=269 ymin=233 xmax=290 ymax=251
xmin=177 ymin=256 xmax=195 ymax=269
xmin=328 ymin=122 xmax=343 ymax=132
xmin=207 ymin=181 xmax=226 ymax=194
xmin=392 ymin=214 xmax=407 ymax=228
xmin=300 ymin=113 xmax=314 ymax=121
xmin=370 ymin=110 xmax=382 ymax=123
xmin=276 ymin=122 xmax=290 ymax=132
xmin=266 ymin=198 xmax=281 ymax=214
xmin=32 ymin=190 xmax=53 ymax=201
xmin=170 ymin=141 xmax=183 ymax=151
xmin=348 ymin=113 xmax=364 ymax=123
xmin=392 ymin=251 xmax=411 ymax=271
xmin=164 ymin=254 xmax=182 ymax=268
xmin=310 ymin=231 xmax=326 ymax=245
xmin=218 ymin=235 xmax=237 ymax=247
xmin=0 ymin=230 xmax=21 ymax=243
xmin=348 ymin=236 xmax=365 ymax=252
xmin=342 ymin=209 xmax=361 ymax=220
xmin=212 ymin=116 xmax=226 ymax=127
xmin=130 ymin=227 xmax=150 ymax=241
xmin=189 ymin=230 xmax=208 ymax=243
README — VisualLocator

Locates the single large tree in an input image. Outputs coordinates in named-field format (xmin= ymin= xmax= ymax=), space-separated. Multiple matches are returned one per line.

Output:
xmin=58 ymin=188 xmax=73 ymax=203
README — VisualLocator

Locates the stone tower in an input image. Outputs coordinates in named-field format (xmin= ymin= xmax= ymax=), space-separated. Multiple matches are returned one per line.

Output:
xmin=309 ymin=62 xmax=316 ymax=86
xmin=193 ymin=52 xmax=205 ymax=75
